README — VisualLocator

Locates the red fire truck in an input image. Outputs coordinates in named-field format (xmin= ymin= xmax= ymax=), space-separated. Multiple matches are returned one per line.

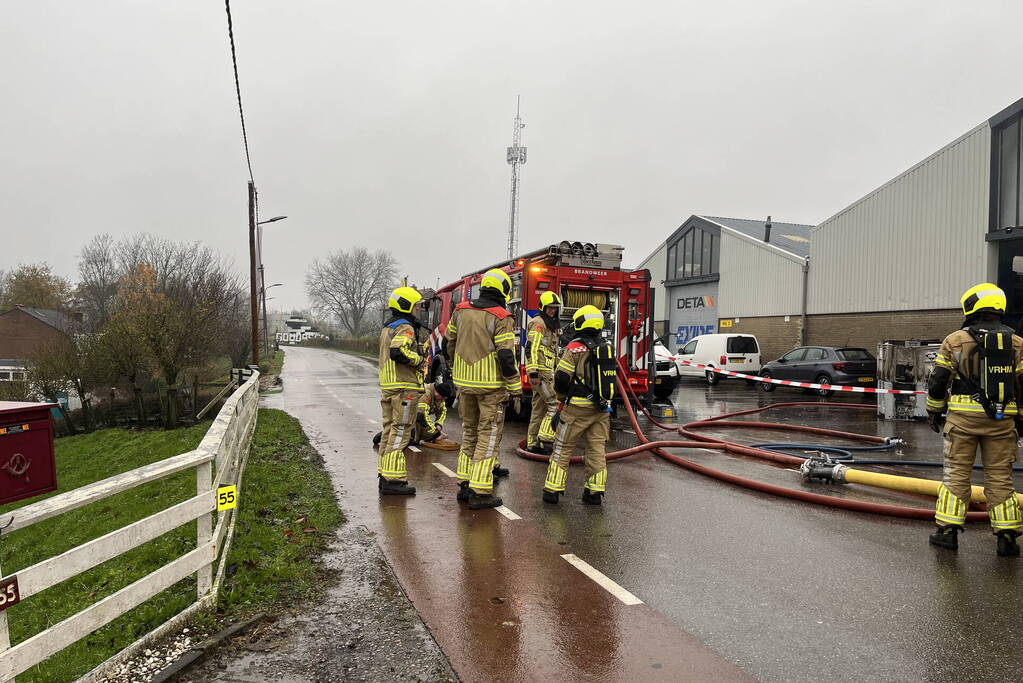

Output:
xmin=424 ymin=241 xmax=655 ymax=402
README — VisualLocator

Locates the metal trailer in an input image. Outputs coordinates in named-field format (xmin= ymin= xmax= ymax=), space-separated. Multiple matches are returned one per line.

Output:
xmin=876 ymin=340 xmax=940 ymax=420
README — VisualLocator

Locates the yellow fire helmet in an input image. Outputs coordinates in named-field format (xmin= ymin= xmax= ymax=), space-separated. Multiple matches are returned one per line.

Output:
xmin=539 ymin=291 xmax=562 ymax=309
xmin=573 ymin=304 xmax=605 ymax=331
xmin=388 ymin=286 xmax=423 ymax=314
xmin=961 ymin=283 xmax=1006 ymax=317
xmin=481 ymin=268 xmax=513 ymax=301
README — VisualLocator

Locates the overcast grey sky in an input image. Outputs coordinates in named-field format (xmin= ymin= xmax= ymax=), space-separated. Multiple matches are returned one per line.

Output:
xmin=3 ymin=1 xmax=1022 ymax=312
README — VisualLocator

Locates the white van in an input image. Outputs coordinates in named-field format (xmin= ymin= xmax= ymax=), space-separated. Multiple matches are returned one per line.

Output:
xmin=653 ymin=340 xmax=679 ymax=398
xmin=674 ymin=334 xmax=761 ymax=385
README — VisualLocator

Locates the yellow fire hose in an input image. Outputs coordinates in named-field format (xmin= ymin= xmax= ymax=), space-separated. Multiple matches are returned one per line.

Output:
xmin=821 ymin=466 xmax=1023 ymax=507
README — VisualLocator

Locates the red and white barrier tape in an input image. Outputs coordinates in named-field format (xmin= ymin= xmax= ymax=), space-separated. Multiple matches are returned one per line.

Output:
xmin=670 ymin=358 xmax=925 ymax=395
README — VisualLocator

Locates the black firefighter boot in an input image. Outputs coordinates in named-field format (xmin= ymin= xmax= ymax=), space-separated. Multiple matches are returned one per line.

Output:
xmin=457 ymin=481 xmax=470 ymax=502
xmin=380 ymin=479 xmax=416 ymax=496
xmin=542 ymin=489 xmax=561 ymax=505
xmin=582 ymin=488 xmax=604 ymax=506
xmin=492 ymin=464 xmax=510 ymax=478
xmin=929 ymin=525 xmax=961 ymax=551
xmin=995 ymin=530 xmax=1021 ymax=557
xmin=467 ymin=490 xmax=503 ymax=510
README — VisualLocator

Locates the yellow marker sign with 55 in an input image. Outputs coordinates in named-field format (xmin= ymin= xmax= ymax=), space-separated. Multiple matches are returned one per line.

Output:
xmin=217 ymin=485 xmax=238 ymax=511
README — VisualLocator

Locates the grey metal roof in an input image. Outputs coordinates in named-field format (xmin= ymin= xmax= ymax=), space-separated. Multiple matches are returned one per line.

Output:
xmin=700 ymin=216 xmax=813 ymax=258
xmin=13 ymin=306 xmax=76 ymax=333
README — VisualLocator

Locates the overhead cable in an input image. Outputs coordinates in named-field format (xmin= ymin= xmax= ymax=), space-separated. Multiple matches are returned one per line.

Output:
xmin=224 ymin=0 xmax=255 ymax=184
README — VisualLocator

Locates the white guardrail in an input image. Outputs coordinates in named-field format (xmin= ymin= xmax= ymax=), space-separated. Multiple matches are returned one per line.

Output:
xmin=0 ymin=371 xmax=260 ymax=682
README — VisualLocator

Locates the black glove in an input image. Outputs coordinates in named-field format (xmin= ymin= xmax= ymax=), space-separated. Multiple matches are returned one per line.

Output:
xmin=928 ymin=412 xmax=946 ymax=434
xmin=1015 ymin=417 xmax=1023 ymax=437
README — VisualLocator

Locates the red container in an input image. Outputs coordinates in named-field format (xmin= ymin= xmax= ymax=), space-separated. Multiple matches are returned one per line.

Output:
xmin=0 ymin=401 xmax=57 ymax=506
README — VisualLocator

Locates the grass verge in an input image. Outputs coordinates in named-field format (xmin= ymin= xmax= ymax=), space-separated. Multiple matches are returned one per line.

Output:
xmin=215 ymin=408 xmax=342 ymax=612
xmin=259 ymin=349 xmax=285 ymax=376
xmin=0 ymin=408 xmax=341 ymax=682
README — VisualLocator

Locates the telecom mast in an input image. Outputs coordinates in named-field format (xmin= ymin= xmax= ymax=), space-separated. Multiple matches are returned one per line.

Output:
xmin=506 ymin=96 xmax=527 ymax=259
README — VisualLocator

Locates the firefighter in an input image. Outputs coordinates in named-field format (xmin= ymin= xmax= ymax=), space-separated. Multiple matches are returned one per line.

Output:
xmin=542 ymin=304 xmax=616 ymax=506
xmin=444 ymin=268 xmax=522 ymax=509
xmin=526 ymin=291 xmax=562 ymax=454
xmin=416 ymin=381 xmax=452 ymax=443
xmin=926 ymin=283 xmax=1023 ymax=556
xmin=377 ymin=286 xmax=427 ymax=496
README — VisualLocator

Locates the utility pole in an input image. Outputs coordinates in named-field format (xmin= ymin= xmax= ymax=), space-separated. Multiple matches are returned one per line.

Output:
xmin=260 ymin=264 xmax=269 ymax=358
xmin=506 ymin=96 xmax=527 ymax=259
xmin=248 ymin=181 xmax=259 ymax=367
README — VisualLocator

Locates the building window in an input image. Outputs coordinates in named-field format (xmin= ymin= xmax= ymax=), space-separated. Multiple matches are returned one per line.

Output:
xmin=667 ymin=224 xmax=718 ymax=281
xmin=994 ymin=115 xmax=1023 ymax=230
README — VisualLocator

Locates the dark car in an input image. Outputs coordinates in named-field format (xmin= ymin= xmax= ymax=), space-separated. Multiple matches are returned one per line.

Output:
xmin=758 ymin=346 xmax=876 ymax=396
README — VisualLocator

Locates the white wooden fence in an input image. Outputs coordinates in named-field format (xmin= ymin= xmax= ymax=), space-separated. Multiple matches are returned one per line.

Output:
xmin=0 ymin=372 xmax=260 ymax=682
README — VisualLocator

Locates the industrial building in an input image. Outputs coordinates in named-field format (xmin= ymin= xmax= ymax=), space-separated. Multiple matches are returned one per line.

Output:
xmin=802 ymin=97 xmax=1023 ymax=348
xmin=636 ymin=215 xmax=812 ymax=361
xmin=637 ymin=95 xmax=1023 ymax=364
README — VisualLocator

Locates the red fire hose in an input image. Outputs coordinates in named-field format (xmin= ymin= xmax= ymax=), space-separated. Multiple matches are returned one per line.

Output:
xmin=514 ymin=361 xmax=990 ymax=522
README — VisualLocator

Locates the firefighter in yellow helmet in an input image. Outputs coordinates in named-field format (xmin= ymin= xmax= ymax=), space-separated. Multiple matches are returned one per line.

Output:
xmin=444 ymin=268 xmax=522 ymax=509
xmin=542 ymin=304 xmax=616 ymax=506
xmin=377 ymin=286 xmax=427 ymax=496
xmin=526 ymin=291 xmax=562 ymax=454
xmin=927 ymin=283 xmax=1023 ymax=556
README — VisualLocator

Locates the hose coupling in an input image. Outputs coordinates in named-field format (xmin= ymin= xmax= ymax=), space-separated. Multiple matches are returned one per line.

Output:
xmin=884 ymin=437 xmax=906 ymax=446
xmin=799 ymin=455 xmax=848 ymax=484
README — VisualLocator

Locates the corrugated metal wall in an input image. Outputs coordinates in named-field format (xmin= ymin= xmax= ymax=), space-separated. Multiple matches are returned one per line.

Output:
xmin=809 ymin=124 xmax=992 ymax=314
xmin=718 ymin=232 xmax=804 ymax=318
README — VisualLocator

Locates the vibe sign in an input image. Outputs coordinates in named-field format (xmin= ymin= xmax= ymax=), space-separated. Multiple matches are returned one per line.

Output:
xmin=674 ymin=324 xmax=715 ymax=345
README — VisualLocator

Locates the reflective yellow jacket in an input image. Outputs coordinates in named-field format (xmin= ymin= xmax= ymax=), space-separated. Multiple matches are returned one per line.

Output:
xmin=378 ymin=319 xmax=425 ymax=392
xmin=928 ymin=328 xmax=1023 ymax=416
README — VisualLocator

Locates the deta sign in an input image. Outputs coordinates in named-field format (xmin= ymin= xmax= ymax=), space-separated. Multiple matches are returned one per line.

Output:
xmin=677 ymin=296 xmax=715 ymax=310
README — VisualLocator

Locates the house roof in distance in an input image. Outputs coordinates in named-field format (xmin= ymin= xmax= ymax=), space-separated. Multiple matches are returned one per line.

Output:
xmin=6 ymin=305 xmax=76 ymax=333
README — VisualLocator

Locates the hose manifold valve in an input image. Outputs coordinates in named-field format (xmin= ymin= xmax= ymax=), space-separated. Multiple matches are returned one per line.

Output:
xmin=799 ymin=454 xmax=848 ymax=484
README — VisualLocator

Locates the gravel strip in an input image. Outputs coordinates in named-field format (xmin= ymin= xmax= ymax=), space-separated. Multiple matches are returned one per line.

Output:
xmin=99 ymin=632 xmax=195 ymax=683
xmin=177 ymin=522 xmax=455 ymax=683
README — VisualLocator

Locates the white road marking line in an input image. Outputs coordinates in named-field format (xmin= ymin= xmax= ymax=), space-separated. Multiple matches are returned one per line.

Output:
xmin=432 ymin=463 xmax=457 ymax=478
xmin=560 ymin=554 xmax=644 ymax=605
xmin=408 ymin=446 xmax=421 ymax=453
xmin=367 ymin=419 xmax=379 ymax=425
xmin=495 ymin=506 xmax=521 ymax=520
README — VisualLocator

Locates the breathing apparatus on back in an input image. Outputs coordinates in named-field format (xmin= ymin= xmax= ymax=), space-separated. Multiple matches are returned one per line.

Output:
xmin=957 ymin=283 xmax=1015 ymax=420
xmin=570 ymin=305 xmax=617 ymax=411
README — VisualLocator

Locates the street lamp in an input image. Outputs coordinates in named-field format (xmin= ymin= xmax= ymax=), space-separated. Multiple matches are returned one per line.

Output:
xmin=262 ymin=284 xmax=284 ymax=350
xmin=256 ymin=214 xmax=288 ymax=358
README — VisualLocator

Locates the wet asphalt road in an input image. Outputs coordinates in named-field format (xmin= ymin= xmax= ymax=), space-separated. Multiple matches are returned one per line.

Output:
xmin=268 ymin=347 xmax=1023 ymax=682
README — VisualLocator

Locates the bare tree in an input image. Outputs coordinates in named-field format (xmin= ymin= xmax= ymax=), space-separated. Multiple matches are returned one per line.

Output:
xmin=76 ymin=233 xmax=121 ymax=331
xmin=222 ymin=292 xmax=254 ymax=369
xmin=116 ymin=237 xmax=242 ymax=428
xmin=29 ymin=338 xmax=77 ymax=435
xmin=305 ymin=247 xmax=399 ymax=336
